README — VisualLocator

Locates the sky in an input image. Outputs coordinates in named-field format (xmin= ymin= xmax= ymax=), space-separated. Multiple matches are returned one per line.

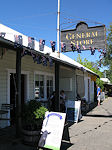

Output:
xmin=0 ymin=0 xmax=112 ymax=71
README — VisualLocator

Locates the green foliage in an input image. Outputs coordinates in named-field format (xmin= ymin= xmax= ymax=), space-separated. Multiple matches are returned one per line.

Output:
xmin=76 ymin=54 xmax=103 ymax=78
xmin=76 ymin=54 xmax=104 ymax=89
xmin=34 ymin=106 xmax=48 ymax=120
xmin=22 ymin=100 xmax=48 ymax=131
xmin=103 ymin=23 xmax=112 ymax=82
xmin=96 ymin=78 xmax=104 ymax=90
xmin=75 ymin=54 xmax=83 ymax=65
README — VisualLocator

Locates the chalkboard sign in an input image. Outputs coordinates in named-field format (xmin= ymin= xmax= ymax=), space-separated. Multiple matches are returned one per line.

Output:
xmin=66 ymin=100 xmax=81 ymax=123
xmin=66 ymin=108 xmax=74 ymax=121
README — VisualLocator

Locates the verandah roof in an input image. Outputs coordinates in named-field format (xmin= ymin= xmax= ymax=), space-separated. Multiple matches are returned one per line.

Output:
xmin=0 ymin=23 xmax=98 ymax=77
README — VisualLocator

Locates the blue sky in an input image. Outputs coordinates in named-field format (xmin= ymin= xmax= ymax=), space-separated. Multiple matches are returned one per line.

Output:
xmin=0 ymin=0 xmax=112 ymax=71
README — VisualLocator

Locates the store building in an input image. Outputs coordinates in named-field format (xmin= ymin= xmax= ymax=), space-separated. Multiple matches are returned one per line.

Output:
xmin=0 ymin=24 xmax=98 ymax=128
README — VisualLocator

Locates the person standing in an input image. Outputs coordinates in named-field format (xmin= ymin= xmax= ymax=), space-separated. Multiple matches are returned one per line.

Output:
xmin=60 ymin=90 xmax=66 ymax=112
xmin=97 ymin=85 xmax=101 ymax=106
xmin=49 ymin=91 xmax=55 ymax=111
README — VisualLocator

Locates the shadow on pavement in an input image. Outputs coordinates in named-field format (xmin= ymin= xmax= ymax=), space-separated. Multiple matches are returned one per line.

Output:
xmin=0 ymin=126 xmax=37 ymax=150
xmin=0 ymin=122 xmax=74 ymax=150
xmin=85 ymin=114 xmax=112 ymax=118
xmin=60 ymin=122 xmax=74 ymax=150
xmin=62 ymin=122 xmax=74 ymax=141
xmin=61 ymin=141 xmax=73 ymax=150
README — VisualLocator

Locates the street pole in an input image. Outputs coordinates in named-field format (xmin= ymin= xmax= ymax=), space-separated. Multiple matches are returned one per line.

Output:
xmin=57 ymin=0 xmax=60 ymax=57
xmin=55 ymin=0 xmax=60 ymax=112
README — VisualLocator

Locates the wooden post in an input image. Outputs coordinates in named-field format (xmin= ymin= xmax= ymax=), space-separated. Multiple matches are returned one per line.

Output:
xmin=16 ymin=48 xmax=22 ymax=137
xmin=55 ymin=62 xmax=60 ymax=111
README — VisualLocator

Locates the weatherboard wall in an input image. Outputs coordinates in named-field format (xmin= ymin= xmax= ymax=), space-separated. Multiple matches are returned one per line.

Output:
xmin=59 ymin=66 xmax=76 ymax=100
xmin=0 ymin=49 xmax=55 ymax=128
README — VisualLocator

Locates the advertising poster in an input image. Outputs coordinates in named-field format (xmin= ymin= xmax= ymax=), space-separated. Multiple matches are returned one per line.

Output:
xmin=38 ymin=111 xmax=66 ymax=150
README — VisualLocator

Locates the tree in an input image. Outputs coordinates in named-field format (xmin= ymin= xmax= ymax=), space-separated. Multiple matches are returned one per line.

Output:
xmin=75 ymin=54 xmax=104 ymax=90
xmin=76 ymin=54 xmax=103 ymax=77
xmin=103 ymin=23 xmax=112 ymax=82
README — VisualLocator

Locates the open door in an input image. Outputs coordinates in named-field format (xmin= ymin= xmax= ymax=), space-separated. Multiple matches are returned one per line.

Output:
xmin=10 ymin=73 xmax=26 ymax=125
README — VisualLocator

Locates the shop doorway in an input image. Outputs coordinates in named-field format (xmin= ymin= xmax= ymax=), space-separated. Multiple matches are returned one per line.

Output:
xmin=10 ymin=73 xmax=27 ymax=125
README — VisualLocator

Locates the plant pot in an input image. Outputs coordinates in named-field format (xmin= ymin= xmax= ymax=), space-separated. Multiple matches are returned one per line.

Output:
xmin=22 ymin=129 xmax=41 ymax=146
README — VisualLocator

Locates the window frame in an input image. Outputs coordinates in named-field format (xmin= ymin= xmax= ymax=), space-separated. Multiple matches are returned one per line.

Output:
xmin=46 ymin=75 xmax=54 ymax=99
xmin=34 ymin=71 xmax=55 ymax=101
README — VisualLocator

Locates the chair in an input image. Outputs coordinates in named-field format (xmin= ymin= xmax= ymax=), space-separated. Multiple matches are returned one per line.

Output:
xmin=0 ymin=104 xmax=13 ymax=120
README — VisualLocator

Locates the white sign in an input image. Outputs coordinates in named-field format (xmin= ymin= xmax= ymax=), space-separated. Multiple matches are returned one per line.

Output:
xmin=100 ymin=92 xmax=105 ymax=101
xmin=38 ymin=111 xmax=66 ymax=150
xmin=66 ymin=100 xmax=81 ymax=123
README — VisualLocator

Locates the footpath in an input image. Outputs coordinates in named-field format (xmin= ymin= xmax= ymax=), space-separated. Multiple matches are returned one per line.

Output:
xmin=62 ymin=97 xmax=112 ymax=150
xmin=0 ymin=97 xmax=112 ymax=150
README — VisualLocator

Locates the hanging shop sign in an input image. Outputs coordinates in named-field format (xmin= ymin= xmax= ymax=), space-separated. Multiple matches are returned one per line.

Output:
xmin=61 ymin=22 xmax=106 ymax=52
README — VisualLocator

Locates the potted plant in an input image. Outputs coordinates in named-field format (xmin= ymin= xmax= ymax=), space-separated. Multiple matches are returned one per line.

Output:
xmin=22 ymin=99 xmax=48 ymax=145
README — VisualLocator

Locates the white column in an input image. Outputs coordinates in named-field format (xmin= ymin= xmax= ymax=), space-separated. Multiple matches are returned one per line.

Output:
xmin=57 ymin=0 xmax=60 ymax=57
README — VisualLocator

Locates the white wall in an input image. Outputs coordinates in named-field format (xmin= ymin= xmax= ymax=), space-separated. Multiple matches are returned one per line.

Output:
xmin=84 ymin=76 xmax=88 ymax=102
xmin=90 ymin=81 xmax=94 ymax=103
xmin=84 ymin=74 xmax=95 ymax=103
xmin=59 ymin=66 xmax=76 ymax=101
xmin=0 ymin=48 xmax=55 ymax=128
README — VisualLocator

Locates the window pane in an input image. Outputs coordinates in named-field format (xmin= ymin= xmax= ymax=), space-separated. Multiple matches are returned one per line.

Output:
xmin=40 ymin=75 xmax=44 ymax=81
xmin=47 ymin=80 xmax=49 ymax=86
xmin=50 ymin=87 xmax=53 ymax=96
xmin=50 ymin=80 xmax=53 ymax=86
xmin=46 ymin=76 xmax=49 ymax=86
xmin=40 ymin=87 xmax=44 ymax=98
xmin=40 ymin=81 xmax=44 ymax=86
xmin=35 ymin=74 xmax=39 ymax=81
xmin=35 ymin=81 xmax=39 ymax=87
xmin=35 ymin=75 xmax=39 ymax=99
xmin=35 ymin=74 xmax=53 ymax=100
xmin=47 ymin=87 xmax=50 ymax=99
xmin=40 ymin=75 xmax=44 ymax=86
xmin=35 ymin=87 xmax=39 ymax=99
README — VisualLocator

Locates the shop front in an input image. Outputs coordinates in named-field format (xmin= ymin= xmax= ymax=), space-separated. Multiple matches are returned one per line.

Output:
xmin=0 ymin=23 xmax=98 ymax=129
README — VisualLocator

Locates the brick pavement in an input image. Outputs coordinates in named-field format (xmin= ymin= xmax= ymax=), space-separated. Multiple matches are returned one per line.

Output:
xmin=61 ymin=97 xmax=112 ymax=150
xmin=0 ymin=97 xmax=112 ymax=150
